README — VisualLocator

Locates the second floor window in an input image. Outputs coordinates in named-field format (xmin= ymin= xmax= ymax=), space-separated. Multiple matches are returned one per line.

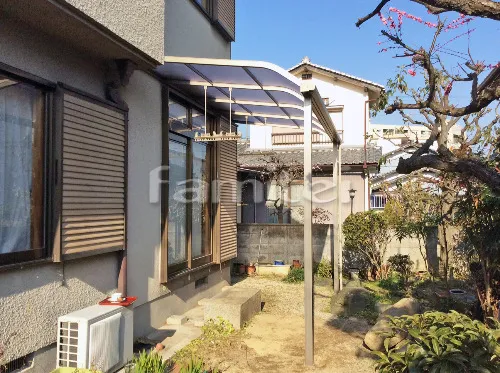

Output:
xmin=195 ymin=0 xmax=211 ymax=14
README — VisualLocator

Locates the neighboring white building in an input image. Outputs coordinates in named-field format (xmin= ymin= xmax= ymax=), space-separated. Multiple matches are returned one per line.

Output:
xmin=247 ymin=56 xmax=385 ymax=150
xmin=368 ymin=123 xmax=463 ymax=154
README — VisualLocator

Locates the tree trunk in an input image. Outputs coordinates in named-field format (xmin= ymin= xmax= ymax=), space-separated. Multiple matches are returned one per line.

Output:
xmin=482 ymin=259 xmax=493 ymax=318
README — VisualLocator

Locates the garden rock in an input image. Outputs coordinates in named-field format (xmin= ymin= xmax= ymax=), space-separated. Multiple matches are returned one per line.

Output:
xmin=364 ymin=298 xmax=421 ymax=352
xmin=331 ymin=280 xmax=368 ymax=317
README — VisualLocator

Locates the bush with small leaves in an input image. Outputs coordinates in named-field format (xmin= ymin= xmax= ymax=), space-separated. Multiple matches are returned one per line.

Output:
xmin=315 ymin=259 xmax=333 ymax=278
xmin=284 ymin=267 xmax=304 ymax=283
xmin=373 ymin=311 xmax=500 ymax=373
xmin=387 ymin=254 xmax=414 ymax=283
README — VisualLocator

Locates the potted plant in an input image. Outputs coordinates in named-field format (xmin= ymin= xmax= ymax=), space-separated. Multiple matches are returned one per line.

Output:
xmin=246 ymin=263 xmax=256 ymax=275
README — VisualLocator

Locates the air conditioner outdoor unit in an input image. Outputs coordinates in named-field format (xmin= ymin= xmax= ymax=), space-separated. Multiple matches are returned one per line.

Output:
xmin=57 ymin=304 xmax=133 ymax=373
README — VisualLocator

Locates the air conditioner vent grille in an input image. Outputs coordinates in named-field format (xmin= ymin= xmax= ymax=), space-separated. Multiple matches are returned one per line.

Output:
xmin=58 ymin=321 xmax=79 ymax=368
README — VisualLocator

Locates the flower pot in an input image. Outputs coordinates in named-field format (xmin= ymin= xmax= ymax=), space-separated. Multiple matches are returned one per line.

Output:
xmin=239 ymin=264 xmax=246 ymax=275
xmin=292 ymin=260 xmax=301 ymax=268
xmin=246 ymin=265 xmax=256 ymax=275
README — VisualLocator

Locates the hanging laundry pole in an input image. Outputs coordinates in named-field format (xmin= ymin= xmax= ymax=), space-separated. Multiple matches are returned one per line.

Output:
xmin=195 ymin=85 xmax=242 ymax=142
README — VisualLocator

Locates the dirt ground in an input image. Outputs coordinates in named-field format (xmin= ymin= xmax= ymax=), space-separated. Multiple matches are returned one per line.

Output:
xmin=198 ymin=276 xmax=376 ymax=373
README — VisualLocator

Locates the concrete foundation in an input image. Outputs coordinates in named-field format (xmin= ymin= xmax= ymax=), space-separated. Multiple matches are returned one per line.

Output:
xmin=237 ymin=224 xmax=334 ymax=265
xmin=204 ymin=287 xmax=262 ymax=329
xmin=255 ymin=264 xmax=290 ymax=277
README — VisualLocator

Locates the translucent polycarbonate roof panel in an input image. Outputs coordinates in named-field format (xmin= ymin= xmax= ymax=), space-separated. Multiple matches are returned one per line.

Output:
xmin=190 ymin=64 xmax=257 ymax=86
xmin=247 ymin=67 xmax=299 ymax=91
xmin=157 ymin=57 xmax=339 ymax=139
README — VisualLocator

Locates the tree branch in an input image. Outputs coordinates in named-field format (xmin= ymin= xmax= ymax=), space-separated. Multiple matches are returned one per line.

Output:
xmin=356 ymin=0 xmax=391 ymax=27
xmin=413 ymin=0 xmax=500 ymax=20
xmin=356 ymin=0 xmax=500 ymax=27
xmin=386 ymin=67 xmax=500 ymax=116
xmin=396 ymin=148 xmax=500 ymax=194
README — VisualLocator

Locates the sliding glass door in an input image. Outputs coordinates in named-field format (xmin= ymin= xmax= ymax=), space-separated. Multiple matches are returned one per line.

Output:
xmin=167 ymin=99 xmax=212 ymax=276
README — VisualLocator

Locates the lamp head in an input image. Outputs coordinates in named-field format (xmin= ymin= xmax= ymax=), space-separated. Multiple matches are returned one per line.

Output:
xmin=348 ymin=188 xmax=356 ymax=199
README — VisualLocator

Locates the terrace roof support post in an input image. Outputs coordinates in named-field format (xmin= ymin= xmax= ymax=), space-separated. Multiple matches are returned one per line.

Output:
xmin=337 ymin=145 xmax=343 ymax=292
xmin=333 ymin=144 xmax=341 ymax=294
xmin=302 ymin=91 xmax=314 ymax=367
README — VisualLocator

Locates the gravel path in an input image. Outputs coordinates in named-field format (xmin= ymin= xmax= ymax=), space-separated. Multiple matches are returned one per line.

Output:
xmin=216 ymin=275 xmax=376 ymax=373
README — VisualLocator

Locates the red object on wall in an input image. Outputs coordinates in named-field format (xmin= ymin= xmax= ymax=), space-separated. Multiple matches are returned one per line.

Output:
xmin=99 ymin=296 xmax=137 ymax=307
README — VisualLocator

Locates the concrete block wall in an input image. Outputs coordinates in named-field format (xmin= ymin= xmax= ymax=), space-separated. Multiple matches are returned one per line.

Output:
xmin=237 ymin=224 xmax=334 ymax=265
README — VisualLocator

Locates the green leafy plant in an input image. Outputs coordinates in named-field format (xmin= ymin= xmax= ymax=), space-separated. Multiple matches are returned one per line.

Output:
xmin=373 ymin=311 xmax=500 ymax=373
xmin=387 ymin=255 xmax=414 ymax=284
xmin=283 ymin=267 xmax=304 ymax=283
xmin=343 ymin=211 xmax=392 ymax=280
xmin=131 ymin=350 xmax=167 ymax=373
xmin=201 ymin=317 xmax=235 ymax=340
xmin=315 ymin=259 xmax=333 ymax=278
xmin=173 ymin=318 xmax=234 ymax=367
xmin=179 ymin=357 xmax=218 ymax=373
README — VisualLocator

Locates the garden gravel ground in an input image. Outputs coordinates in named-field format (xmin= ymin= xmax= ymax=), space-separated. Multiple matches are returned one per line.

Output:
xmin=197 ymin=275 xmax=376 ymax=373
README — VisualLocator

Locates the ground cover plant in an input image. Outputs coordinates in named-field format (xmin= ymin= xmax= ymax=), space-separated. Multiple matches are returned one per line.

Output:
xmin=373 ymin=311 xmax=500 ymax=373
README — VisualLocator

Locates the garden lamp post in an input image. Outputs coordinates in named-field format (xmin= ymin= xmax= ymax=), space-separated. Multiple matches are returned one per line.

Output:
xmin=349 ymin=188 xmax=356 ymax=215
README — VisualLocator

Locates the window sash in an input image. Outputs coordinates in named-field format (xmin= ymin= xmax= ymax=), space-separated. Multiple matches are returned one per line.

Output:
xmin=166 ymin=99 xmax=213 ymax=277
xmin=0 ymin=75 xmax=47 ymax=266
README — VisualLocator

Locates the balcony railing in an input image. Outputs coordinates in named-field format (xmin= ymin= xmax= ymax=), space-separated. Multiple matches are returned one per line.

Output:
xmin=272 ymin=132 xmax=338 ymax=145
xmin=370 ymin=194 xmax=387 ymax=209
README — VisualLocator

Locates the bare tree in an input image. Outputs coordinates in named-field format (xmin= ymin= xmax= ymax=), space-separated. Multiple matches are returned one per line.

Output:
xmin=258 ymin=156 xmax=304 ymax=223
xmin=357 ymin=1 xmax=500 ymax=27
xmin=357 ymin=4 xmax=500 ymax=191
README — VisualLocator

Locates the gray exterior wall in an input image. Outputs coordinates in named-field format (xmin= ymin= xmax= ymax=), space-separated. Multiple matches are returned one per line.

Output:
xmin=0 ymin=254 xmax=119 ymax=365
xmin=165 ymin=0 xmax=231 ymax=58
xmin=0 ymin=15 xmax=115 ymax=367
xmin=0 ymin=13 xmax=229 ymax=370
xmin=385 ymin=228 xmax=438 ymax=272
xmin=64 ymin=0 xmax=164 ymax=62
xmin=237 ymin=224 xmax=334 ymax=265
xmin=0 ymin=15 xmax=105 ymax=99
xmin=238 ymin=172 xmax=367 ymax=225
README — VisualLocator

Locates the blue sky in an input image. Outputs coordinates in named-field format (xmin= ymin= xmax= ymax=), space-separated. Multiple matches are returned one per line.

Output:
xmin=232 ymin=0 xmax=500 ymax=125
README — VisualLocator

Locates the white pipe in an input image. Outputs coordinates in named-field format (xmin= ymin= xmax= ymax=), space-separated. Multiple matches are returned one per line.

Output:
xmin=204 ymin=85 xmax=207 ymax=134
xmin=229 ymin=87 xmax=232 ymax=133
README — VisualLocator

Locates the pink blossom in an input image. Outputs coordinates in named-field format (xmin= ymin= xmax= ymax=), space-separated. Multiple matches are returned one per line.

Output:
xmin=407 ymin=69 xmax=416 ymax=76
xmin=444 ymin=82 xmax=453 ymax=96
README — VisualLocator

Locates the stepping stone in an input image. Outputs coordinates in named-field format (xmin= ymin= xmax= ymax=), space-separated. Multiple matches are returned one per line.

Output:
xmin=204 ymin=287 xmax=261 ymax=329
xmin=198 ymin=298 xmax=211 ymax=306
xmin=166 ymin=314 xmax=187 ymax=325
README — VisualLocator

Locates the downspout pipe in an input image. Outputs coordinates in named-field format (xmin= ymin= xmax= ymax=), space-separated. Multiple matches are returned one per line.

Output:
xmin=364 ymin=99 xmax=376 ymax=210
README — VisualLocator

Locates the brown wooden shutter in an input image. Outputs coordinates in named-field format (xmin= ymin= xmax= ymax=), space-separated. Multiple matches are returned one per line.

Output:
xmin=60 ymin=91 xmax=126 ymax=257
xmin=216 ymin=117 xmax=237 ymax=263
xmin=213 ymin=0 xmax=235 ymax=41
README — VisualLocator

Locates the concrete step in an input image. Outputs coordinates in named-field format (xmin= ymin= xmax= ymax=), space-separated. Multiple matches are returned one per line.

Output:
xmin=166 ymin=314 xmax=187 ymax=325
xmin=183 ymin=305 xmax=205 ymax=327
xmin=204 ymin=286 xmax=261 ymax=329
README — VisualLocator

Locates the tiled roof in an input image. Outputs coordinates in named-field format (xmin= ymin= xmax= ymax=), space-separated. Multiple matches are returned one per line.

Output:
xmin=237 ymin=143 xmax=382 ymax=168
xmin=289 ymin=58 xmax=385 ymax=90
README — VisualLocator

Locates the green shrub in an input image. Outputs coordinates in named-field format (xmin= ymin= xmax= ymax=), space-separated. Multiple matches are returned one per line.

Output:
xmin=179 ymin=358 xmax=218 ymax=373
xmin=378 ymin=275 xmax=405 ymax=294
xmin=201 ymin=317 xmax=235 ymax=340
xmin=173 ymin=318 xmax=234 ymax=366
xmin=387 ymin=254 xmax=413 ymax=283
xmin=284 ymin=267 xmax=304 ymax=283
xmin=373 ymin=311 xmax=500 ymax=373
xmin=131 ymin=350 xmax=168 ymax=373
xmin=315 ymin=259 xmax=333 ymax=278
